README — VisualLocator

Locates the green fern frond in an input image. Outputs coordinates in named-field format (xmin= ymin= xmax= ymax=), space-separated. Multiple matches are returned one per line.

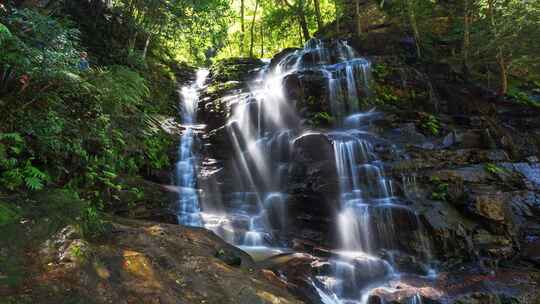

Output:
xmin=0 ymin=133 xmax=23 ymax=143
xmin=24 ymin=165 xmax=47 ymax=179
xmin=25 ymin=176 xmax=44 ymax=190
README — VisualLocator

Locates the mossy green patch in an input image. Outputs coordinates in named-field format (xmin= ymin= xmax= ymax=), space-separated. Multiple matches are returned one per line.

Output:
xmin=0 ymin=202 xmax=19 ymax=226
xmin=206 ymin=81 xmax=243 ymax=96
xmin=210 ymin=57 xmax=264 ymax=82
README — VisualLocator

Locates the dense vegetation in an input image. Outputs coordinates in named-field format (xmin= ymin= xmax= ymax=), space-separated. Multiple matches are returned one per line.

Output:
xmin=0 ymin=1 xmax=189 ymax=271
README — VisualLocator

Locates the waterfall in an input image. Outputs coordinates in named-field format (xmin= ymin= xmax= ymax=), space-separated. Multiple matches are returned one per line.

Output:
xmin=176 ymin=69 xmax=209 ymax=227
xmin=195 ymin=38 xmax=434 ymax=303
xmin=307 ymin=43 xmax=433 ymax=303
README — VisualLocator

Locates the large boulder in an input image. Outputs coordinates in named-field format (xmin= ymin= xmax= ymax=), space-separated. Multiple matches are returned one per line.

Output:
xmin=420 ymin=200 xmax=477 ymax=264
xmin=469 ymin=190 xmax=511 ymax=223
xmin=292 ymin=133 xmax=335 ymax=162
xmin=31 ymin=220 xmax=304 ymax=304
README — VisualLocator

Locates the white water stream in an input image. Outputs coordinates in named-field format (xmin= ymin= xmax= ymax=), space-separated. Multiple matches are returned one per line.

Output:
xmin=176 ymin=40 xmax=435 ymax=303
xmin=176 ymin=69 xmax=209 ymax=227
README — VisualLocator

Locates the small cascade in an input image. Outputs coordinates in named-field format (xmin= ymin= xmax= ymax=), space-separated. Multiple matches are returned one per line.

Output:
xmin=290 ymin=41 xmax=435 ymax=303
xmin=176 ymin=69 xmax=209 ymax=227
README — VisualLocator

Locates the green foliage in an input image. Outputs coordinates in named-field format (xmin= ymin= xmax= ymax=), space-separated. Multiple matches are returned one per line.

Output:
xmin=68 ymin=242 xmax=88 ymax=262
xmin=1 ymin=9 xmax=80 ymax=78
xmin=429 ymin=177 xmax=449 ymax=202
xmin=0 ymin=202 xmax=19 ymax=226
xmin=507 ymin=88 xmax=540 ymax=108
xmin=104 ymin=0 xmax=231 ymax=64
xmin=373 ymin=63 xmax=391 ymax=79
xmin=217 ymin=0 xmax=338 ymax=60
xmin=0 ymin=22 xmax=12 ymax=44
xmin=29 ymin=189 xmax=109 ymax=240
xmin=374 ymin=84 xmax=400 ymax=104
xmin=86 ymin=66 xmax=150 ymax=112
xmin=0 ymin=8 xmax=177 ymax=214
xmin=126 ymin=50 xmax=147 ymax=70
xmin=420 ymin=114 xmax=441 ymax=136
xmin=143 ymin=134 xmax=172 ymax=170
xmin=484 ymin=163 xmax=505 ymax=175
xmin=80 ymin=206 xmax=109 ymax=240
xmin=310 ymin=111 xmax=335 ymax=126
xmin=0 ymin=133 xmax=49 ymax=191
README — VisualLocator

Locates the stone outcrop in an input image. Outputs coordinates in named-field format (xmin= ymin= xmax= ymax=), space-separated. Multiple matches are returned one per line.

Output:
xmin=19 ymin=220 xmax=303 ymax=304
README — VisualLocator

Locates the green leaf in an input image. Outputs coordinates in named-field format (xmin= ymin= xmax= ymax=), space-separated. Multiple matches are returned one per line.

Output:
xmin=24 ymin=176 xmax=44 ymax=190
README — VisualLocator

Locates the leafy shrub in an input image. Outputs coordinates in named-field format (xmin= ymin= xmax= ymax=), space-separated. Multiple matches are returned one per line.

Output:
xmin=420 ymin=114 xmax=441 ymax=136
xmin=0 ymin=7 xmax=177 ymax=216
xmin=1 ymin=9 xmax=80 ymax=78
xmin=87 ymin=65 xmax=149 ymax=112
xmin=143 ymin=134 xmax=172 ymax=170
xmin=507 ymin=88 xmax=539 ymax=108
xmin=127 ymin=49 xmax=148 ymax=70
xmin=374 ymin=84 xmax=400 ymax=104
xmin=430 ymin=177 xmax=449 ymax=201
xmin=0 ymin=202 xmax=19 ymax=226
xmin=484 ymin=163 xmax=506 ymax=175
xmin=0 ymin=133 xmax=49 ymax=191
xmin=373 ymin=63 xmax=391 ymax=79
xmin=0 ymin=23 xmax=12 ymax=44
xmin=80 ymin=206 xmax=109 ymax=240
xmin=310 ymin=111 xmax=335 ymax=126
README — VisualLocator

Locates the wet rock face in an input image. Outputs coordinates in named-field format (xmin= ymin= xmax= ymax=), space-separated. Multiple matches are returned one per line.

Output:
xmin=470 ymin=191 xmax=510 ymax=223
xmin=187 ymin=41 xmax=540 ymax=303
xmin=283 ymin=70 xmax=331 ymax=122
xmin=33 ymin=221 xmax=303 ymax=304
xmin=292 ymin=133 xmax=335 ymax=162
xmin=379 ymin=116 xmax=540 ymax=271
xmin=286 ymin=134 xmax=340 ymax=246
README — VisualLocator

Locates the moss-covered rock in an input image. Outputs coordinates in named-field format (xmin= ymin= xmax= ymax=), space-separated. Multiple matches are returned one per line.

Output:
xmin=210 ymin=57 xmax=264 ymax=83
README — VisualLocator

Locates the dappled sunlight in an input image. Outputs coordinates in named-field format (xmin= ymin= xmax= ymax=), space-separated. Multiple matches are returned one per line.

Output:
xmin=121 ymin=250 xmax=162 ymax=289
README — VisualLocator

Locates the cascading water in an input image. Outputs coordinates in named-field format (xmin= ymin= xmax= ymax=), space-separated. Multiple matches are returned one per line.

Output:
xmin=194 ymin=39 xmax=435 ymax=302
xmin=300 ymin=41 xmax=434 ymax=303
xmin=176 ymin=69 xmax=209 ymax=227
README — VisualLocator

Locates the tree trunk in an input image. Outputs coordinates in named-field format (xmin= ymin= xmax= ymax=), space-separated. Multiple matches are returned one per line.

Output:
xmin=355 ymin=0 xmax=362 ymax=37
xmin=298 ymin=22 xmax=304 ymax=46
xmin=498 ymin=56 xmax=508 ymax=95
xmin=260 ymin=22 xmax=264 ymax=58
xmin=249 ymin=0 xmax=259 ymax=58
xmin=487 ymin=0 xmax=507 ymax=95
xmin=142 ymin=33 xmax=151 ymax=59
xmin=314 ymin=0 xmax=323 ymax=31
xmin=240 ymin=0 xmax=245 ymax=56
xmin=407 ymin=0 xmax=421 ymax=58
xmin=335 ymin=0 xmax=340 ymax=34
xmin=462 ymin=0 xmax=471 ymax=77
xmin=297 ymin=1 xmax=310 ymax=42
